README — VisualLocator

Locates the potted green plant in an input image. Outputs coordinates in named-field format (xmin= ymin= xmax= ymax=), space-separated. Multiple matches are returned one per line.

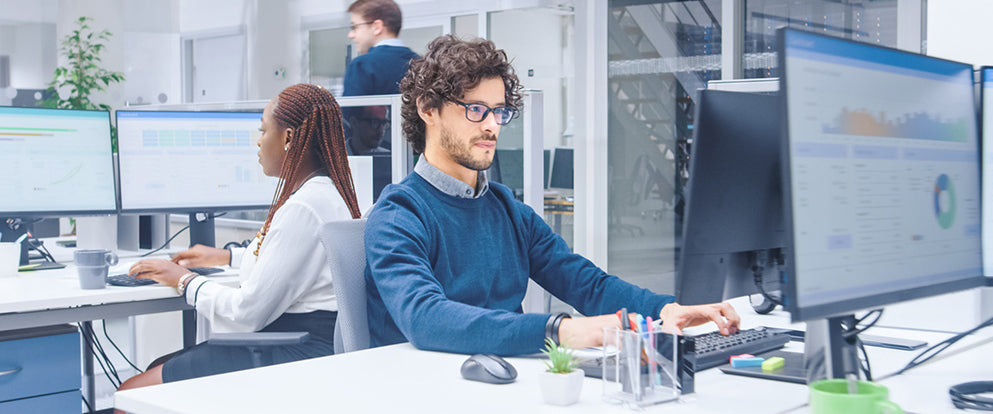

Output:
xmin=43 ymin=16 xmax=125 ymax=149
xmin=538 ymin=337 xmax=585 ymax=406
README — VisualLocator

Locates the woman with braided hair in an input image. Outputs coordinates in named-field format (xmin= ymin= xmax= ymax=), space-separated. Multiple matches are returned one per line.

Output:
xmin=117 ymin=84 xmax=361 ymax=392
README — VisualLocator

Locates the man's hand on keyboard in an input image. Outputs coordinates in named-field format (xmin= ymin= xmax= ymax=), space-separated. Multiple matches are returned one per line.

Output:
xmin=659 ymin=302 xmax=741 ymax=336
xmin=558 ymin=315 xmax=621 ymax=349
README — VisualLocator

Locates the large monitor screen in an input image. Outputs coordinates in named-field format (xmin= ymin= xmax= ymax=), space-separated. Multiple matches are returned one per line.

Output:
xmin=117 ymin=111 xmax=277 ymax=212
xmin=982 ymin=67 xmax=993 ymax=275
xmin=0 ymin=107 xmax=116 ymax=216
xmin=780 ymin=29 xmax=984 ymax=321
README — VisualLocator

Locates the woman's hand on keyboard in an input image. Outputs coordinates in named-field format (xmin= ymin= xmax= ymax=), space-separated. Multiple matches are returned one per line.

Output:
xmin=129 ymin=259 xmax=188 ymax=288
xmin=171 ymin=244 xmax=231 ymax=268
xmin=659 ymin=302 xmax=741 ymax=336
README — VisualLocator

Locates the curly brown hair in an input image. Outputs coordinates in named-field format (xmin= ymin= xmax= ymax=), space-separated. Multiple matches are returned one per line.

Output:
xmin=399 ymin=35 xmax=523 ymax=154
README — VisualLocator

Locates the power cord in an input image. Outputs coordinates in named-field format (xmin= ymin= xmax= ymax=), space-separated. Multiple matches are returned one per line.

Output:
xmin=77 ymin=322 xmax=121 ymax=388
xmin=749 ymin=249 xmax=782 ymax=313
xmin=102 ymin=320 xmax=142 ymax=373
xmin=81 ymin=394 xmax=94 ymax=414
xmin=895 ymin=314 xmax=993 ymax=375
xmin=836 ymin=309 xmax=882 ymax=381
xmin=140 ymin=225 xmax=189 ymax=258
xmin=140 ymin=212 xmax=229 ymax=257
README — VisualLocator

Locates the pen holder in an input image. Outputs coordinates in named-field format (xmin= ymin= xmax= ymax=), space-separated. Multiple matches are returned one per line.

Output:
xmin=601 ymin=327 xmax=681 ymax=408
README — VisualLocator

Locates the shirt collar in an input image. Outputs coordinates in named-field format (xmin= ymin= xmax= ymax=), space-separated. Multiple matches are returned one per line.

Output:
xmin=414 ymin=156 xmax=490 ymax=199
xmin=373 ymin=38 xmax=405 ymax=48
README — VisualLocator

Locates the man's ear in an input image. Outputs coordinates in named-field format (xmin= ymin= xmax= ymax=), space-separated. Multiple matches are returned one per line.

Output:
xmin=371 ymin=19 xmax=385 ymax=36
xmin=416 ymin=97 xmax=438 ymax=127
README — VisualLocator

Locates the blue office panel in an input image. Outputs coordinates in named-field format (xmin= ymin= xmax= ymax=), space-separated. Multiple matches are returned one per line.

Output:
xmin=0 ymin=390 xmax=78 ymax=414
xmin=0 ymin=328 xmax=80 ymax=404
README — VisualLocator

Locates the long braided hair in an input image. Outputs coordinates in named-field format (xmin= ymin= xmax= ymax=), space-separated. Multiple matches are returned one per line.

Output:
xmin=255 ymin=84 xmax=362 ymax=255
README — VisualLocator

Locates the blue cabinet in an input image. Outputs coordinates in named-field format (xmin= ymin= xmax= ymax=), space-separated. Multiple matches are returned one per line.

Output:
xmin=0 ymin=325 xmax=80 ymax=413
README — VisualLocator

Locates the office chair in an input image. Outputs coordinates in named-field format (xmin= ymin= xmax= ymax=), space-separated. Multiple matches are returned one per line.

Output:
xmin=319 ymin=218 xmax=370 ymax=354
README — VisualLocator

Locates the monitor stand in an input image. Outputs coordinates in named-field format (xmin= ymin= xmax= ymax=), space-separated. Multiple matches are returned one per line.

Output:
xmin=188 ymin=213 xmax=217 ymax=247
xmin=1 ymin=218 xmax=30 ymax=265
xmin=720 ymin=315 xmax=861 ymax=384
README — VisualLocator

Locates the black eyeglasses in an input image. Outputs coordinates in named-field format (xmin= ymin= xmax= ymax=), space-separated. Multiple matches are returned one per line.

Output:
xmin=349 ymin=21 xmax=373 ymax=31
xmin=449 ymin=99 xmax=518 ymax=126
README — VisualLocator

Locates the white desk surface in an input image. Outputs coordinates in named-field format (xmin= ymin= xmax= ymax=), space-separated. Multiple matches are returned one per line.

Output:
xmin=114 ymin=298 xmax=809 ymax=414
xmin=114 ymin=296 xmax=993 ymax=414
xmin=0 ymin=256 xmax=238 ymax=329
xmin=116 ymin=342 xmax=811 ymax=414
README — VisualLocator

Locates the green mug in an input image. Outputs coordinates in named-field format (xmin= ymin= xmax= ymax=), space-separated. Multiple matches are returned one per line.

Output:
xmin=809 ymin=379 xmax=903 ymax=414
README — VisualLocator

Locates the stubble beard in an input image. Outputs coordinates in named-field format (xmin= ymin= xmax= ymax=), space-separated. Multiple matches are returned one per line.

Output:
xmin=440 ymin=126 xmax=496 ymax=171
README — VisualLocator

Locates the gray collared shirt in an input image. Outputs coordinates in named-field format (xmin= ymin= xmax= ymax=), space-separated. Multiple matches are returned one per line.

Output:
xmin=414 ymin=157 xmax=490 ymax=199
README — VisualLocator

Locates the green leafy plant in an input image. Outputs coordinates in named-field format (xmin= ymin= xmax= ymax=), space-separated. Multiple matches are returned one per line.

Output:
xmin=43 ymin=16 xmax=125 ymax=112
xmin=542 ymin=337 xmax=580 ymax=374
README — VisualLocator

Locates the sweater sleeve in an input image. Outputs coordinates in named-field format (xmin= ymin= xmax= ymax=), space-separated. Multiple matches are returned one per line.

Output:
xmin=365 ymin=191 xmax=550 ymax=356
xmin=523 ymin=204 xmax=674 ymax=319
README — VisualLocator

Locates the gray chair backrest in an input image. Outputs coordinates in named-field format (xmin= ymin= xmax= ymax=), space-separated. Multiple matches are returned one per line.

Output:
xmin=319 ymin=218 xmax=369 ymax=354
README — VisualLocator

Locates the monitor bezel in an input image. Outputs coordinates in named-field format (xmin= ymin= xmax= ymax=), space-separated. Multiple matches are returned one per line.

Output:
xmin=115 ymin=109 xmax=273 ymax=215
xmin=980 ymin=66 xmax=992 ymax=279
xmin=777 ymin=28 xmax=986 ymax=322
xmin=0 ymin=106 xmax=118 ymax=218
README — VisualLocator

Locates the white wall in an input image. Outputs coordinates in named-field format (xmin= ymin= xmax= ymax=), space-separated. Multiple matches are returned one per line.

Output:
xmin=926 ymin=0 xmax=993 ymax=66
xmin=0 ymin=23 xmax=56 ymax=89
xmin=490 ymin=9 xmax=572 ymax=148
xmin=248 ymin=0 xmax=303 ymax=100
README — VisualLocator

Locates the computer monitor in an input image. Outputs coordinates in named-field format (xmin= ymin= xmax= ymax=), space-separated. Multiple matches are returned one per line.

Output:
xmin=117 ymin=110 xmax=375 ymax=247
xmin=485 ymin=148 xmax=525 ymax=199
xmin=543 ymin=149 xmax=550 ymax=189
xmin=778 ymin=28 xmax=984 ymax=378
xmin=116 ymin=110 xmax=275 ymax=246
xmin=676 ymin=89 xmax=783 ymax=306
xmin=548 ymin=148 xmax=574 ymax=190
xmin=982 ymin=66 xmax=993 ymax=276
xmin=0 ymin=107 xmax=116 ymax=263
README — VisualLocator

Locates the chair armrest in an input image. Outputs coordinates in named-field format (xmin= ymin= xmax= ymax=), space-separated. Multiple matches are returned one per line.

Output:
xmin=208 ymin=332 xmax=310 ymax=346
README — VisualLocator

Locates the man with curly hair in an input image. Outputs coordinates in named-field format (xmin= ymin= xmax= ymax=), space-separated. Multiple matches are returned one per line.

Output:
xmin=364 ymin=35 xmax=740 ymax=355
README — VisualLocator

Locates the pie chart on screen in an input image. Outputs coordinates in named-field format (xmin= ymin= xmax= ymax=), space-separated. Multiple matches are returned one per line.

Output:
xmin=934 ymin=174 xmax=955 ymax=229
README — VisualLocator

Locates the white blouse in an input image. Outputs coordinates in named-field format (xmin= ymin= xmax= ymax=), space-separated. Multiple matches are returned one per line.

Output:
xmin=184 ymin=176 xmax=354 ymax=336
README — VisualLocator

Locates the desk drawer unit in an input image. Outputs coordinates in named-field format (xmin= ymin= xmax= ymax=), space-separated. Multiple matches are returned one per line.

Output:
xmin=0 ymin=325 xmax=80 ymax=412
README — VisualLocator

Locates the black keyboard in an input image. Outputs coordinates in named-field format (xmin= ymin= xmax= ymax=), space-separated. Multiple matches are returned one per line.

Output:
xmin=106 ymin=274 xmax=158 ymax=287
xmin=187 ymin=267 xmax=223 ymax=275
xmin=682 ymin=326 xmax=792 ymax=371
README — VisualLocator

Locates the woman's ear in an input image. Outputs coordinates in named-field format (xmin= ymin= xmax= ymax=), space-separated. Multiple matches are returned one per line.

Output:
xmin=283 ymin=129 xmax=293 ymax=150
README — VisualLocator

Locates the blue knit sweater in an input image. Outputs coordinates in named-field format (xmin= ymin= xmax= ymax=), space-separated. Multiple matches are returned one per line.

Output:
xmin=343 ymin=45 xmax=419 ymax=96
xmin=364 ymin=172 xmax=675 ymax=355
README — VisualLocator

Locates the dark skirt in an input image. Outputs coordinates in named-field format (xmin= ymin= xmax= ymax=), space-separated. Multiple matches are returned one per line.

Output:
xmin=159 ymin=310 xmax=336 ymax=383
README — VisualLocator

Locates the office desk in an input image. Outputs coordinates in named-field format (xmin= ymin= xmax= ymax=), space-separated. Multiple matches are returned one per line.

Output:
xmin=116 ymin=298 xmax=813 ymax=414
xmin=0 ymin=262 xmax=238 ymax=409
xmin=115 ymin=342 xmax=812 ymax=414
xmin=0 ymin=261 xmax=236 ymax=331
xmin=115 ymin=296 xmax=992 ymax=414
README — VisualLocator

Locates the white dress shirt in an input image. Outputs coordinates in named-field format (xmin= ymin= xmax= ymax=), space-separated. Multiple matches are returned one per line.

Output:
xmin=184 ymin=176 xmax=353 ymax=337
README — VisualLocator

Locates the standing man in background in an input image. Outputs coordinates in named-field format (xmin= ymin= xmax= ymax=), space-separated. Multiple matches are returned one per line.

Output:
xmin=343 ymin=0 xmax=419 ymax=153
xmin=344 ymin=0 xmax=419 ymax=96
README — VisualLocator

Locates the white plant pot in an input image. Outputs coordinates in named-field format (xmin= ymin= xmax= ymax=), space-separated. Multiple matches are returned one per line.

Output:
xmin=539 ymin=369 xmax=585 ymax=406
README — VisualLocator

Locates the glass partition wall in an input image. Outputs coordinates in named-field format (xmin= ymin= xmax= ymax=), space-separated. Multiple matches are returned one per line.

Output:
xmin=606 ymin=0 xmax=722 ymax=296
